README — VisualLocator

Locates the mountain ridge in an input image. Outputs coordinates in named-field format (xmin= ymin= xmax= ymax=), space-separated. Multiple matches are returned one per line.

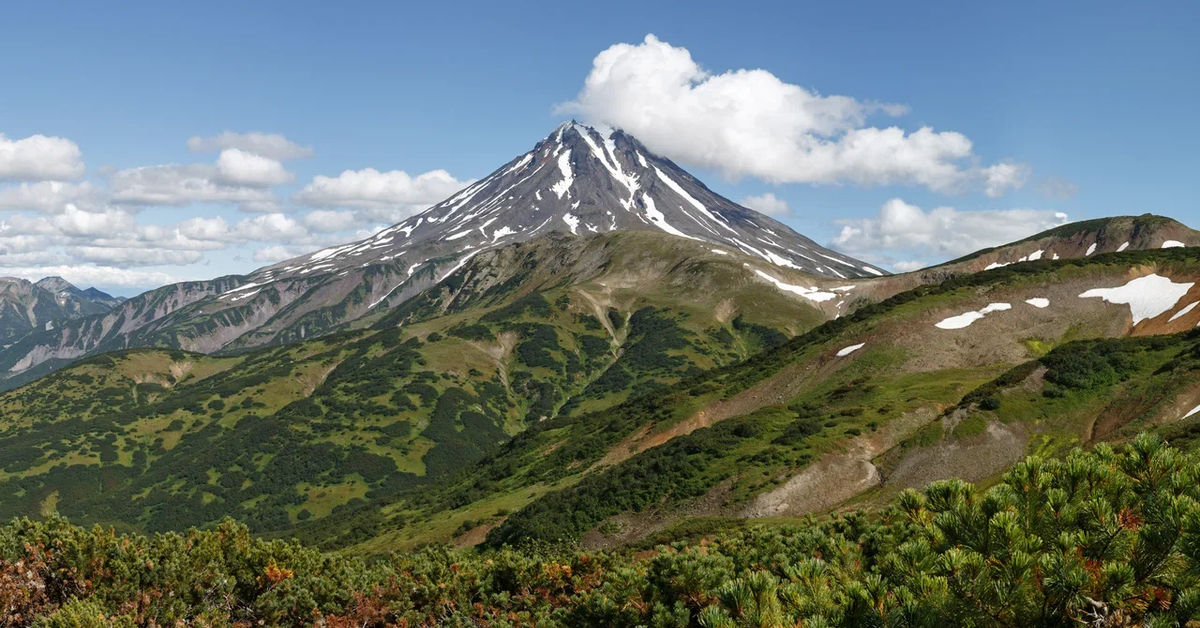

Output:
xmin=0 ymin=123 xmax=883 ymax=386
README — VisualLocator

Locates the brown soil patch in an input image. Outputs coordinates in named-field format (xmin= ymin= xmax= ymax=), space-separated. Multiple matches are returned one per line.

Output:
xmin=453 ymin=518 xmax=505 ymax=548
xmin=740 ymin=406 xmax=939 ymax=518
xmin=581 ymin=479 xmax=736 ymax=550
xmin=1135 ymin=282 xmax=1200 ymax=336
xmin=881 ymin=421 xmax=1028 ymax=495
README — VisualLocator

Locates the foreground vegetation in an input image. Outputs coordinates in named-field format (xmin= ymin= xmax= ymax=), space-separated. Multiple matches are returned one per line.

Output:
xmin=6 ymin=434 xmax=1200 ymax=626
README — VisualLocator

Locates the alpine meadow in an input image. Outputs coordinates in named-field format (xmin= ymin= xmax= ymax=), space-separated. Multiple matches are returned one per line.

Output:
xmin=1 ymin=3 xmax=1199 ymax=626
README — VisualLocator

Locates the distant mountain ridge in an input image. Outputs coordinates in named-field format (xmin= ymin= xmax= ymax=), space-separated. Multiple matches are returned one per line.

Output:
xmin=0 ymin=276 xmax=122 ymax=344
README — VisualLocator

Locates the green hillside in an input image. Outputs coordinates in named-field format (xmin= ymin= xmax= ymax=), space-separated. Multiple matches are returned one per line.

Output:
xmin=0 ymin=232 xmax=824 ymax=537
xmin=302 ymin=247 xmax=1200 ymax=552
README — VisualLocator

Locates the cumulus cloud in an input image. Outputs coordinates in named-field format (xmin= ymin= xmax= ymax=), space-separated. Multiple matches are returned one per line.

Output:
xmin=0 ymin=264 xmax=179 ymax=288
xmin=253 ymin=245 xmax=302 ymax=263
xmin=0 ymin=181 xmax=99 ymax=212
xmin=70 ymin=246 xmax=204 ymax=266
xmin=52 ymin=204 xmax=137 ymax=237
xmin=234 ymin=213 xmax=309 ymax=242
xmin=0 ymin=133 xmax=85 ymax=181
xmin=187 ymin=131 xmax=313 ymax=160
xmin=302 ymin=209 xmax=359 ymax=233
xmin=0 ymin=129 xmax=466 ymax=289
xmin=295 ymin=168 xmax=470 ymax=217
xmin=560 ymin=34 xmax=1026 ymax=195
xmin=832 ymin=198 xmax=1069 ymax=269
xmin=108 ymin=163 xmax=277 ymax=208
xmin=215 ymin=149 xmax=293 ymax=186
xmin=739 ymin=192 xmax=790 ymax=216
xmin=982 ymin=162 xmax=1031 ymax=198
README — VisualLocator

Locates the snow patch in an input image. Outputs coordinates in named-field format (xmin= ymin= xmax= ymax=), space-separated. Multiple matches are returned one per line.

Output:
xmin=641 ymin=194 xmax=696 ymax=240
xmin=1117 ymin=241 xmax=1130 ymax=252
xmin=1025 ymin=298 xmax=1050 ymax=308
xmin=1079 ymin=274 xmax=1195 ymax=324
xmin=551 ymin=150 xmax=574 ymax=199
xmin=750 ymin=268 xmax=837 ymax=303
xmin=1186 ymin=404 xmax=1200 ymax=419
xmin=221 ymin=282 xmax=262 ymax=296
xmin=835 ymin=343 xmax=865 ymax=357
xmin=1163 ymin=240 xmax=1186 ymax=248
xmin=562 ymin=213 xmax=580 ymax=235
xmin=935 ymin=303 xmax=1012 ymax=330
xmin=1086 ymin=242 xmax=1097 ymax=256
xmin=1169 ymin=301 xmax=1199 ymax=322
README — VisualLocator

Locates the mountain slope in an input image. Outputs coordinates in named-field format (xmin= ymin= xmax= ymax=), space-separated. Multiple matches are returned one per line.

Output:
xmin=0 ymin=232 xmax=837 ymax=534
xmin=0 ymin=276 xmax=122 ymax=345
xmin=933 ymin=213 xmax=1200 ymax=275
xmin=0 ymin=123 xmax=882 ymax=386
xmin=290 ymin=245 xmax=1200 ymax=551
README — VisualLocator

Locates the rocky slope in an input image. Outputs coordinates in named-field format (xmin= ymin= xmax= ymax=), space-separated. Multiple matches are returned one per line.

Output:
xmin=0 ymin=276 xmax=122 ymax=345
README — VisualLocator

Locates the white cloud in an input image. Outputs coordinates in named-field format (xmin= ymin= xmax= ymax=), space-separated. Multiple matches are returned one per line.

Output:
xmin=234 ymin=213 xmax=309 ymax=242
xmin=253 ymin=245 xmax=300 ymax=263
xmin=832 ymin=198 xmax=1069 ymax=268
xmin=108 ymin=163 xmax=276 ymax=208
xmin=302 ymin=209 xmax=358 ymax=233
xmin=560 ymin=34 xmax=1026 ymax=195
xmin=891 ymin=260 xmax=928 ymax=273
xmin=0 ymin=181 xmax=100 ymax=213
xmin=215 ymin=149 xmax=293 ymax=187
xmin=0 ymin=133 xmax=85 ymax=181
xmin=296 ymin=168 xmax=469 ymax=215
xmin=187 ymin=131 xmax=313 ymax=160
xmin=176 ymin=216 xmax=233 ymax=241
xmin=52 ymin=204 xmax=137 ymax=237
xmin=982 ymin=162 xmax=1031 ymax=198
xmin=0 ymin=131 xmax=468 ymax=289
xmin=0 ymin=264 xmax=179 ymax=288
xmin=70 ymin=246 xmax=203 ymax=266
xmin=739 ymin=192 xmax=790 ymax=216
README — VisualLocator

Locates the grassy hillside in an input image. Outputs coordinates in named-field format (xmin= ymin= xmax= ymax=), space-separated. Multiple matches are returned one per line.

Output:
xmin=0 ymin=232 xmax=827 ymax=538
xmin=301 ymin=247 xmax=1200 ymax=552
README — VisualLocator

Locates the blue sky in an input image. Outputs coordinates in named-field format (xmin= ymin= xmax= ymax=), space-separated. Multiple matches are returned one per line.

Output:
xmin=1 ymin=1 xmax=1196 ymax=294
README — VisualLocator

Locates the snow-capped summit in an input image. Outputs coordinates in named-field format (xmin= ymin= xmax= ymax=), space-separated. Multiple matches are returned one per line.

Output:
xmin=264 ymin=122 xmax=886 ymax=281
xmin=0 ymin=123 xmax=890 ymax=381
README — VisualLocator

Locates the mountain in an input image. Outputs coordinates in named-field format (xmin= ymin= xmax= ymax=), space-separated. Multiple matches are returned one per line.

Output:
xmin=0 ymin=231 xmax=840 ymax=534
xmin=263 ymin=121 xmax=887 ymax=282
xmin=1 ymin=233 xmax=1196 ymax=548
xmin=295 ymin=245 xmax=1200 ymax=551
xmin=0 ymin=123 xmax=883 ymax=388
xmin=933 ymin=213 xmax=1200 ymax=275
xmin=0 ymin=276 xmax=122 ymax=345
xmin=803 ymin=213 xmax=1200 ymax=310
